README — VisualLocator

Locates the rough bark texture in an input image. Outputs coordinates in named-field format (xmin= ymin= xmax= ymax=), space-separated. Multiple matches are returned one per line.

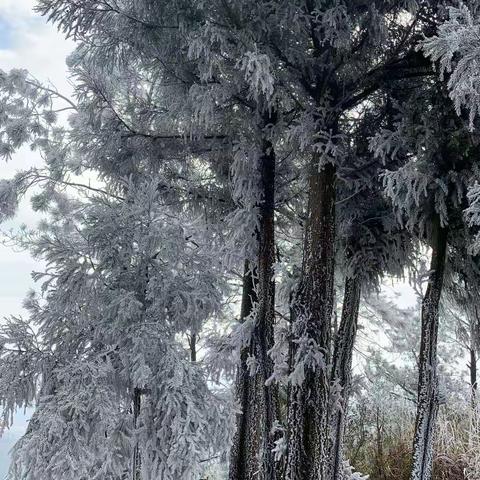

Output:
xmin=229 ymin=262 xmax=258 ymax=480
xmin=410 ymin=217 xmax=448 ymax=480
xmin=286 ymin=159 xmax=336 ymax=480
xmin=189 ymin=333 xmax=197 ymax=363
xmin=329 ymin=275 xmax=361 ymax=480
xmin=229 ymin=136 xmax=278 ymax=480
xmin=470 ymin=347 xmax=477 ymax=404
xmin=132 ymin=387 xmax=141 ymax=480
xmin=251 ymin=137 xmax=278 ymax=479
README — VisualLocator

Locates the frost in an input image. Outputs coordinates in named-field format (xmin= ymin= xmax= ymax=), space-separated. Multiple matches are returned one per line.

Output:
xmin=341 ymin=460 xmax=369 ymax=480
xmin=0 ymin=179 xmax=19 ymax=221
xmin=288 ymin=332 xmax=327 ymax=387
xmin=239 ymin=51 xmax=274 ymax=101
xmin=421 ymin=5 xmax=480 ymax=129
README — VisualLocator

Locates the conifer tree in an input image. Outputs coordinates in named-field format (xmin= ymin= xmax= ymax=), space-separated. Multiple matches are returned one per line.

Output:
xmin=371 ymin=75 xmax=479 ymax=479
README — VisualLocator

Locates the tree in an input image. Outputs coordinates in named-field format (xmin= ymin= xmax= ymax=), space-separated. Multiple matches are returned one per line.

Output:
xmin=35 ymin=3 xmax=294 ymax=476
xmin=226 ymin=4 xmax=435 ymax=476
xmin=1 ymin=2 xmax=286 ymax=478
xmin=0 ymin=179 xmax=231 ymax=480
xmin=371 ymin=63 xmax=480 ymax=477
xmin=329 ymin=102 xmax=414 ymax=480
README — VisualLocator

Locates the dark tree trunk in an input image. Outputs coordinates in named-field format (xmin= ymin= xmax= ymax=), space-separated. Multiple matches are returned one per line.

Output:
xmin=469 ymin=347 xmax=477 ymax=404
xmin=252 ymin=135 xmax=279 ymax=479
xmin=329 ymin=275 xmax=361 ymax=480
xmin=410 ymin=216 xmax=448 ymax=480
xmin=132 ymin=387 xmax=141 ymax=480
xmin=189 ymin=333 xmax=197 ymax=363
xmin=286 ymin=158 xmax=336 ymax=480
xmin=229 ymin=132 xmax=278 ymax=480
xmin=229 ymin=262 xmax=258 ymax=480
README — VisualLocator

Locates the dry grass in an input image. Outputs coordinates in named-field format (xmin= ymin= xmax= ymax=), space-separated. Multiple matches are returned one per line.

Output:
xmin=434 ymin=405 xmax=480 ymax=479
xmin=346 ymin=400 xmax=480 ymax=480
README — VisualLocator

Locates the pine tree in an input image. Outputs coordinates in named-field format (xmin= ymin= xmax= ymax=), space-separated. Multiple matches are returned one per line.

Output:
xmin=1 ymin=180 xmax=231 ymax=479
xmin=329 ymin=103 xmax=414 ymax=480
xmin=371 ymin=71 xmax=479 ymax=479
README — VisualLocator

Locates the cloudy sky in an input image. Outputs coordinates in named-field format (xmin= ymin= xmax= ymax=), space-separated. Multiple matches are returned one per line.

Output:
xmin=0 ymin=1 xmax=73 ymax=476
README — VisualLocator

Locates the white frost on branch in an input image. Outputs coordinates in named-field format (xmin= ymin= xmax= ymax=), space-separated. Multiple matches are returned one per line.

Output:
xmin=421 ymin=4 xmax=480 ymax=129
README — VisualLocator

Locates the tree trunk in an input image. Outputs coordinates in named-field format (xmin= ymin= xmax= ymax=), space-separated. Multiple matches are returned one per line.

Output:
xmin=229 ymin=134 xmax=278 ymax=480
xmin=469 ymin=347 xmax=477 ymax=405
xmin=286 ymin=158 xmax=336 ymax=480
xmin=329 ymin=275 xmax=361 ymax=480
xmin=410 ymin=216 xmax=448 ymax=480
xmin=229 ymin=262 xmax=257 ymax=480
xmin=132 ymin=387 xmax=141 ymax=480
xmin=252 ymin=135 xmax=278 ymax=479
xmin=189 ymin=333 xmax=197 ymax=363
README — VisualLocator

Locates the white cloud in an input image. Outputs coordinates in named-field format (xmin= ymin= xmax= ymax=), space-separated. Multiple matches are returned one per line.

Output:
xmin=0 ymin=0 xmax=37 ymax=14
xmin=0 ymin=0 xmax=74 ymax=94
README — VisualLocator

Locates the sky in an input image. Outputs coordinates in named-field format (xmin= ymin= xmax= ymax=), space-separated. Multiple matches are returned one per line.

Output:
xmin=0 ymin=1 xmax=73 ymax=477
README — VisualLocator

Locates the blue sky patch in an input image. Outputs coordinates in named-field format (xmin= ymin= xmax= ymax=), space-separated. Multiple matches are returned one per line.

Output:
xmin=0 ymin=16 xmax=12 ymax=50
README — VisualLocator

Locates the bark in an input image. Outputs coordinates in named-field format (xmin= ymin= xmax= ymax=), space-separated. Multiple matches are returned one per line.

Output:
xmin=252 ymin=135 xmax=279 ymax=479
xmin=189 ymin=333 xmax=197 ymax=363
xmin=410 ymin=216 xmax=448 ymax=480
xmin=132 ymin=387 xmax=141 ymax=480
xmin=286 ymin=158 xmax=336 ymax=480
xmin=470 ymin=347 xmax=477 ymax=404
xmin=229 ymin=262 xmax=257 ymax=480
xmin=229 ymin=134 xmax=278 ymax=480
xmin=329 ymin=275 xmax=362 ymax=480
